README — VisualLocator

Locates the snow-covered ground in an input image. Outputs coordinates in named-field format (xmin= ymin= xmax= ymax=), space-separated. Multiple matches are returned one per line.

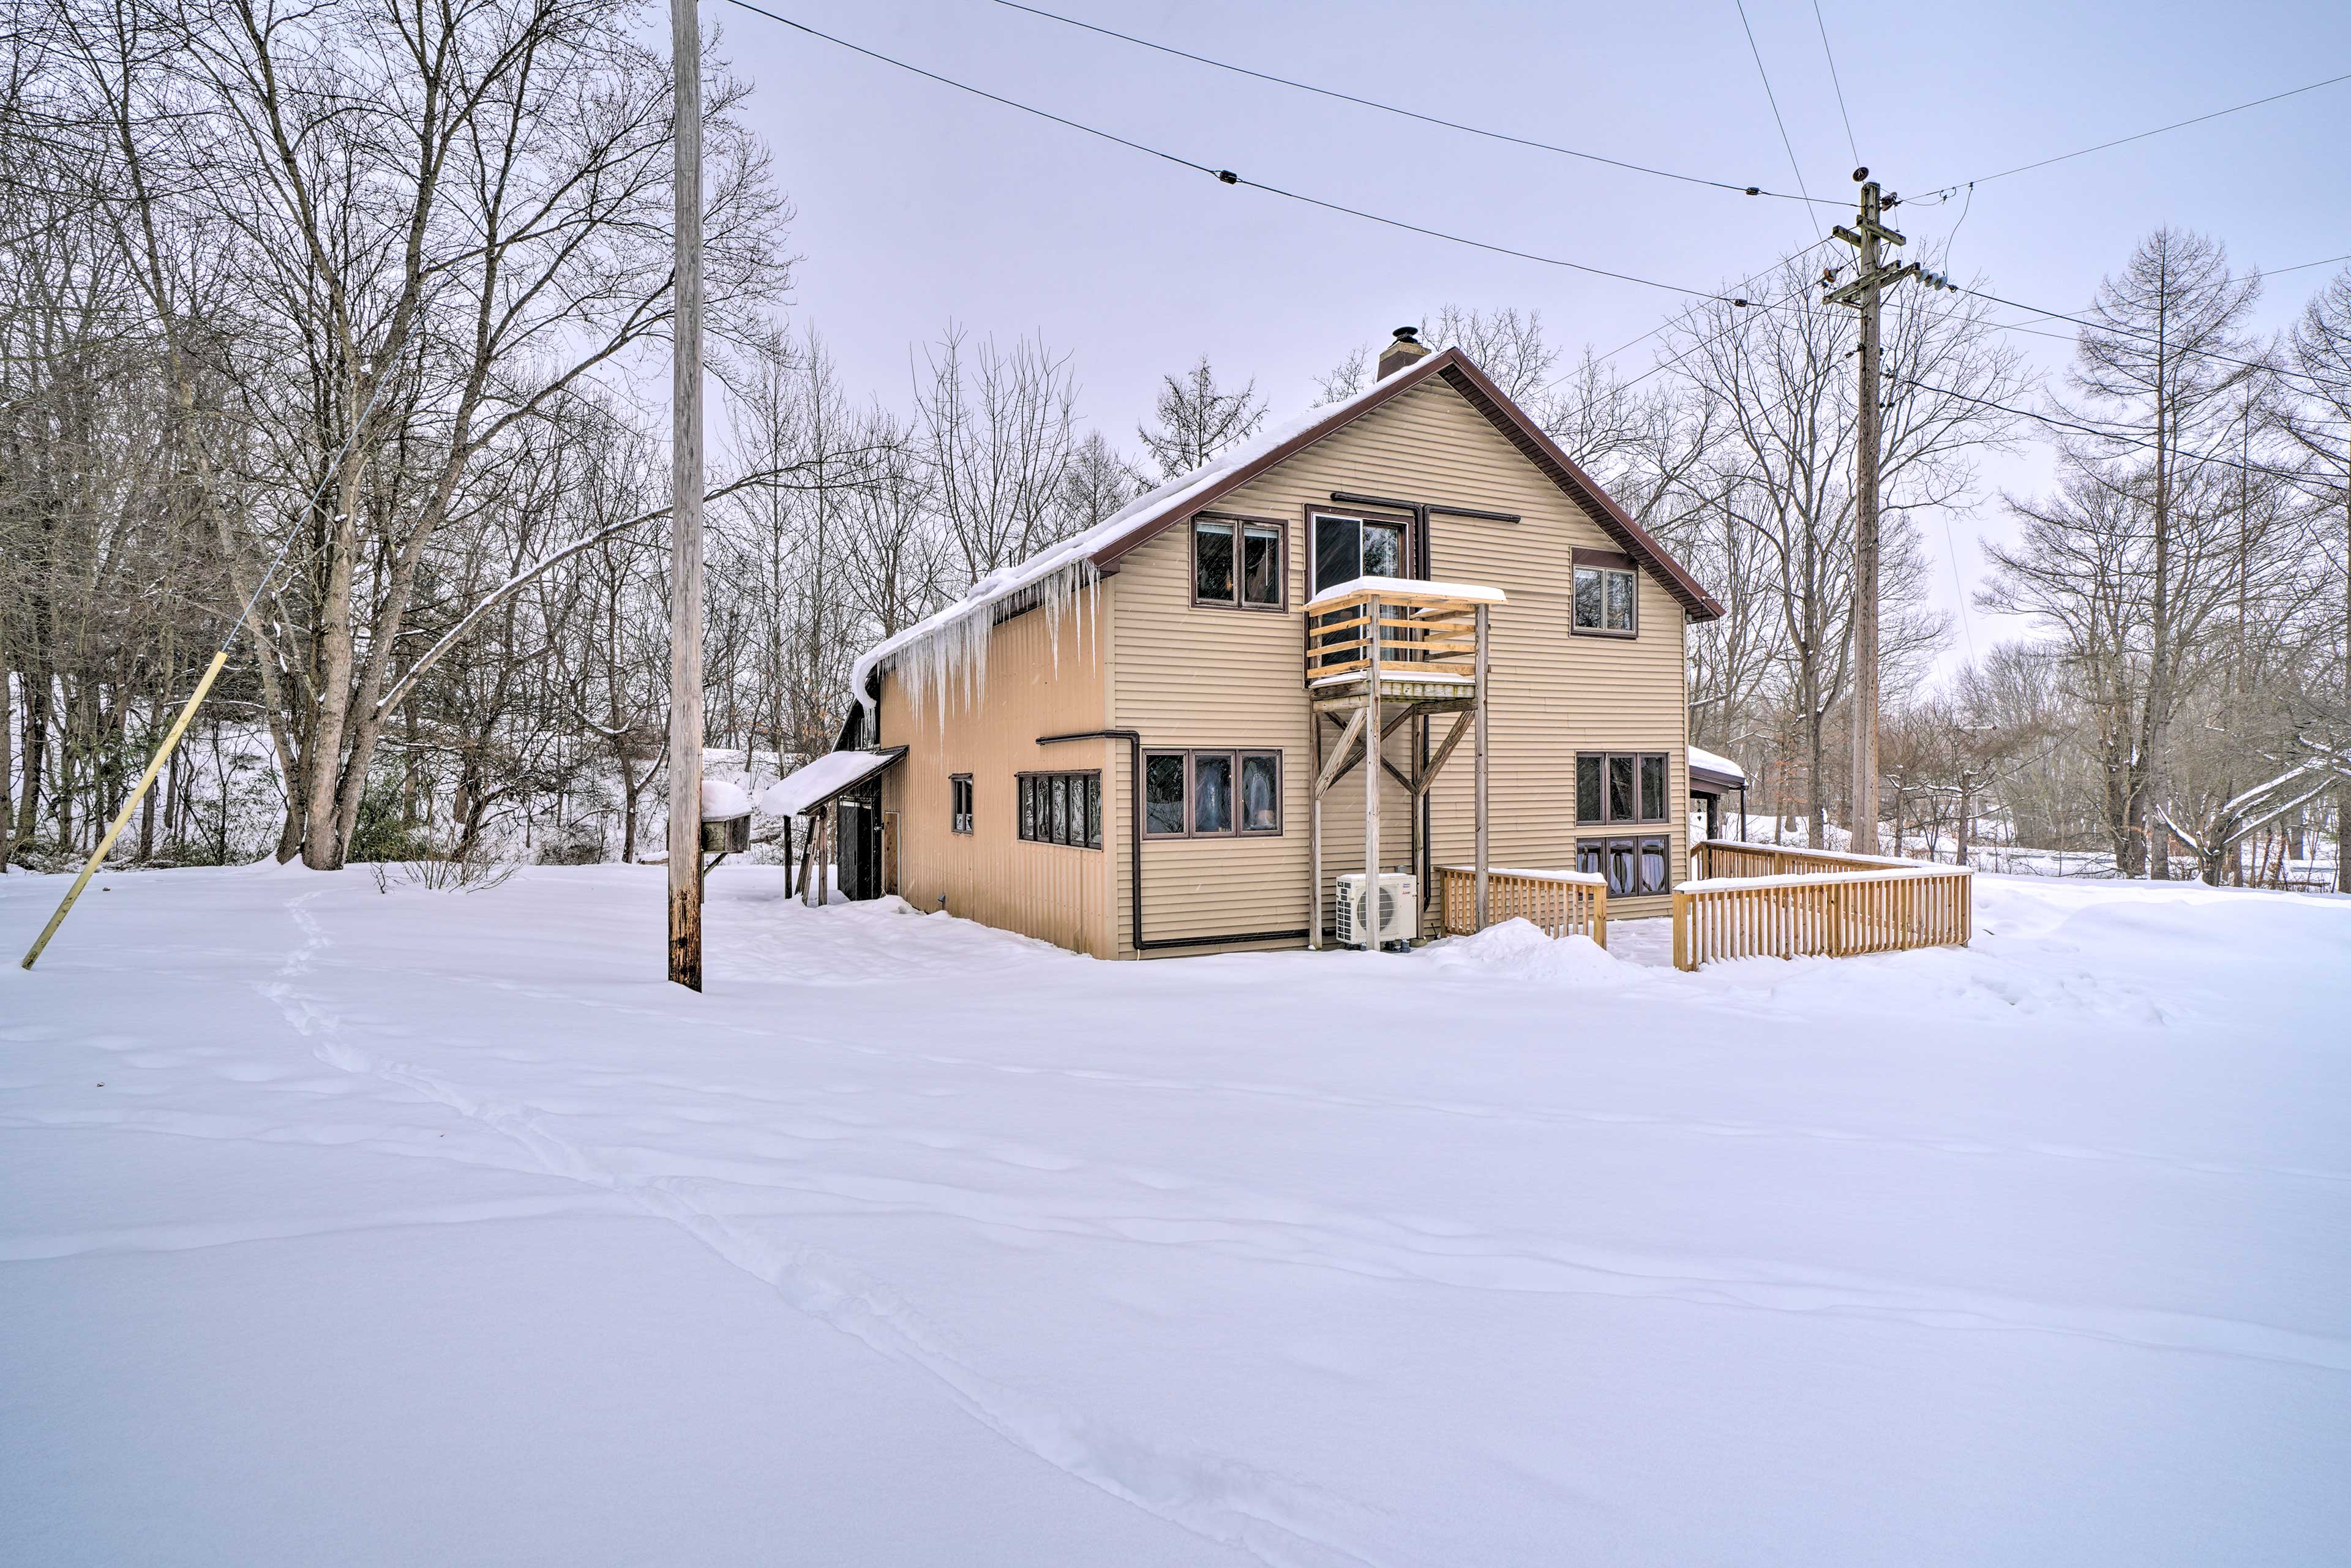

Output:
xmin=3 ymin=865 xmax=2346 ymax=1566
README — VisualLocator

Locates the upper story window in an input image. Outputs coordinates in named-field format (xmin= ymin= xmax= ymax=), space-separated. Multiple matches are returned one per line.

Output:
xmin=1310 ymin=511 xmax=1409 ymax=596
xmin=950 ymin=775 xmax=973 ymax=835
xmin=1193 ymin=516 xmax=1285 ymax=610
xmin=1572 ymin=548 xmax=1638 ymax=637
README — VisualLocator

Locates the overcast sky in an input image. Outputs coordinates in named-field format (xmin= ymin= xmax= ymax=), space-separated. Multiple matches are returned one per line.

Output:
xmin=706 ymin=0 xmax=2351 ymax=669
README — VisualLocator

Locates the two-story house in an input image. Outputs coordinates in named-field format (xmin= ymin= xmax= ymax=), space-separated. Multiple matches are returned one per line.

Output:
xmin=783 ymin=329 xmax=1722 ymax=959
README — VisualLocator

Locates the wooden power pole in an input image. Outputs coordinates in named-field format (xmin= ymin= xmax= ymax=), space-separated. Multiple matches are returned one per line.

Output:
xmin=667 ymin=0 xmax=705 ymax=989
xmin=1828 ymin=170 xmax=1919 ymax=857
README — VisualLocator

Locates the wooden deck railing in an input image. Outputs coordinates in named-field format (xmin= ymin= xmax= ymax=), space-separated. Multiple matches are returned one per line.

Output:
xmin=1304 ymin=584 xmax=1490 ymax=691
xmin=1435 ymin=865 xmax=1608 ymax=947
xmin=1671 ymin=841 xmax=1969 ymax=970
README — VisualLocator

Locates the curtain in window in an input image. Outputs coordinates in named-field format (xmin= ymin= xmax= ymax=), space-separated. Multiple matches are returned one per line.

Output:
xmin=1240 ymin=754 xmax=1278 ymax=831
xmin=1193 ymin=754 xmax=1233 ymax=834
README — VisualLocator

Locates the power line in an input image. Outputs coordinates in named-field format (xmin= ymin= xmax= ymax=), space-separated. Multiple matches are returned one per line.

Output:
xmin=1896 ymin=375 xmax=2327 ymax=486
xmin=1809 ymin=0 xmax=1861 ymax=168
xmin=1735 ymin=0 xmax=1824 ymax=243
xmin=1926 ymin=67 xmax=2351 ymax=195
xmin=722 ymin=1 xmax=1753 ymax=302
xmin=986 ymin=0 xmax=1842 ymax=206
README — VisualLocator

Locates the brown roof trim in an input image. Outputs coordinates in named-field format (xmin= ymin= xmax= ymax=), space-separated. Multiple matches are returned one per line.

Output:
xmin=1083 ymin=347 xmax=1722 ymax=621
xmin=1435 ymin=358 xmax=1724 ymax=621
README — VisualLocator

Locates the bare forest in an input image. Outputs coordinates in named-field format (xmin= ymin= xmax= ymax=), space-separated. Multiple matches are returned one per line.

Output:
xmin=5 ymin=0 xmax=2347 ymax=890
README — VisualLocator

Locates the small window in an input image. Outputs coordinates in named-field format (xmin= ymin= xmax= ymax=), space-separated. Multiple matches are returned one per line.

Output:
xmin=1310 ymin=511 xmax=1409 ymax=595
xmin=1143 ymin=749 xmax=1282 ymax=837
xmin=950 ymin=775 xmax=973 ymax=835
xmin=1015 ymin=771 xmax=1101 ymax=849
xmin=1638 ymin=836 xmax=1669 ymax=896
xmin=1242 ymin=526 xmax=1281 ymax=606
xmin=1240 ymin=753 xmax=1280 ymax=833
xmin=1577 ymin=752 xmax=1671 ymax=825
xmin=1193 ymin=517 xmax=1284 ymax=610
xmin=1145 ymin=753 xmax=1188 ymax=835
xmin=1576 ymin=756 xmax=1603 ymax=825
xmin=1572 ymin=559 xmax=1637 ymax=635
xmin=1193 ymin=520 xmax=1234 ymax=603
xmin=1193 ymin=754 xmax=1233 ymax=834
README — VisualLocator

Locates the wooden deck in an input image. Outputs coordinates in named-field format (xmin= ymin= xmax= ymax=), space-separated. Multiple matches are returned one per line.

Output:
xmin=1672 ymin=839 xmax=1971 ymax=970
xmin=1434 ymin=866 xmax=1607 ymax=946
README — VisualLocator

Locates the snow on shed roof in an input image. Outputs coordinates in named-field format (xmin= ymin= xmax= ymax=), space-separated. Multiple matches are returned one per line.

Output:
xmin=1687 ymin=746 xmax=1748 ymax=787
xmin=759 ymin=747 xmax=906 ymax=817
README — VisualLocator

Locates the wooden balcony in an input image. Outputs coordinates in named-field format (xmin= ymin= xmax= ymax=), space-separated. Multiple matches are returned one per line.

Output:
xmin=1302 ymin=580 xmax=1502 ymax=714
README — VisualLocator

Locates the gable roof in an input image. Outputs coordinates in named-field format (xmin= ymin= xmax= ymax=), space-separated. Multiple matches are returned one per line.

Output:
xmin=852 ymin=346 xmax=1719 ymax=702
xmin=1090 ymin=348 xmax=1723 ymax=623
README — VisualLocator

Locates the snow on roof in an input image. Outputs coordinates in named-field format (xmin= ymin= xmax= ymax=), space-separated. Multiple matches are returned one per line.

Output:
xmin=700 ymin=779 xmax=752 ymax=822
xmin=1305 ymin=575 xmax=1507 ymax=608
xmin=1687 ymin=745 xmax=1747 ymax=785
xmin=759 ymin=748 xmax=905 ymax=817
xmin=847 ymin=369 xmax=1418 ymax=710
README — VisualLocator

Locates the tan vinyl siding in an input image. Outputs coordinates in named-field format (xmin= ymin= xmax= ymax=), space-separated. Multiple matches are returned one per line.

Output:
xmin=875 ymin=593 xmax=1116 ymax=957
xmin=1108 ymin=378 xmax=1692 ymax=955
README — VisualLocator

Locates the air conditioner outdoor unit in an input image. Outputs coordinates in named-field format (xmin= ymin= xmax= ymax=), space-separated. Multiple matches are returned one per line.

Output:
xmin=1335 ymin=872 xmax=1417 ymax=948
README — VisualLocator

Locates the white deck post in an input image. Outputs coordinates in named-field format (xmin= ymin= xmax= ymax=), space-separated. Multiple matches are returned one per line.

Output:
xmin=1363 ymin=595 xmax=1381 ymax=948
xmin=1474 ymin=602 xmax=1489 ymax=931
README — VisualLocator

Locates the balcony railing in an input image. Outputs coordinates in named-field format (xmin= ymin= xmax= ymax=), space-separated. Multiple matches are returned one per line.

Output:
xmin=1302 ymin=580 xmax=1501 ymax=704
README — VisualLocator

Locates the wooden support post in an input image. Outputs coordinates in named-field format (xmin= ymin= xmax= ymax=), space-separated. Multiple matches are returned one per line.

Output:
xmin=1473 ymin=602 xmax=1490 ymax=931
xmin=1310 ymin=711 xmax=1324 ymax=950
xmin=1363 ymin=596 xmax=1381 ymax=947
xmin=666 ymin=0 xmax=706 ymax=989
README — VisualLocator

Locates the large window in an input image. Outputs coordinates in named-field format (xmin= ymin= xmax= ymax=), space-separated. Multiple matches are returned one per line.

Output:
xmin=1017 ymin=771 xmax=1101 ymax=849
xmin=1578 ymin=835 xmax=1671 ymax=897
xmin=1143 ymin=749 xmax=1282 ymax=837
xmin=950 ymin=774 xmax=973 ymax=835
xmin=1572 ymin=549 xmax=1638 ymax=636
xmin=1193 ymin=516 xmax=1285 ymax=610
xmin=1310 ymin=511 xmax=1409 ymax=596
xmin=1576 ymin=751 xmax=1671 ymax=825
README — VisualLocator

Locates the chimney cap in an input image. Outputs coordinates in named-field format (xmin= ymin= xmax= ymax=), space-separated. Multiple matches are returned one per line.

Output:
xmin=1392 ymin=325 xmax=1420 ymax=343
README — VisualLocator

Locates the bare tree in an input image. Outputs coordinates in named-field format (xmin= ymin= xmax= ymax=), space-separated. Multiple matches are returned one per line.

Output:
xmin=1136 ymin=355 xmax=1265 ymax=479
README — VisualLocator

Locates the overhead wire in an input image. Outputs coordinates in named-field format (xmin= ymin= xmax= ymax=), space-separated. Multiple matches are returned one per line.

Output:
xmin=984 ymin=0 xmax=1843 ymax=206
xmin=1809 ymin=0 xmax=1861 ymax=168
xmin=1923 ymin=67 xmax=2351 ymax=195
xmin=721 ymin=1 xmax=1759 ymax=302
xmin=1734 ymin=0 xmax=1825 ymax=245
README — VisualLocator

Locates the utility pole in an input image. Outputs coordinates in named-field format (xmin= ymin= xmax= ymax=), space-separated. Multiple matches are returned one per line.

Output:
xmin=667 ymin=0 xmax=705 ymax=989
xmin=1827 ymin=169 xmax=1923 ymax=857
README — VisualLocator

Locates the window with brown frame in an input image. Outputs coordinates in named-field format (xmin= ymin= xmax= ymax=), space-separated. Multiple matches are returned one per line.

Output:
xmin=1308 ymin=510 xmax=1409 ymax=596
xmin=1142 ymin=749 xmax=1282 ymax=837
xmin=1572 ymin=548 xmax=1638 ymax=637
xmin=1578 ymin=835 xmax=1671 ymax=898
xmin=949 ymin=774 xmax=973 ymax=835
xmin=1575 ymin=751 xmax=1671 ymax=825
xmin=1191 ymin=516 xmax=1286 ymax=610
xmin=1017 ymin=771 xmax=1101 ymax=849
